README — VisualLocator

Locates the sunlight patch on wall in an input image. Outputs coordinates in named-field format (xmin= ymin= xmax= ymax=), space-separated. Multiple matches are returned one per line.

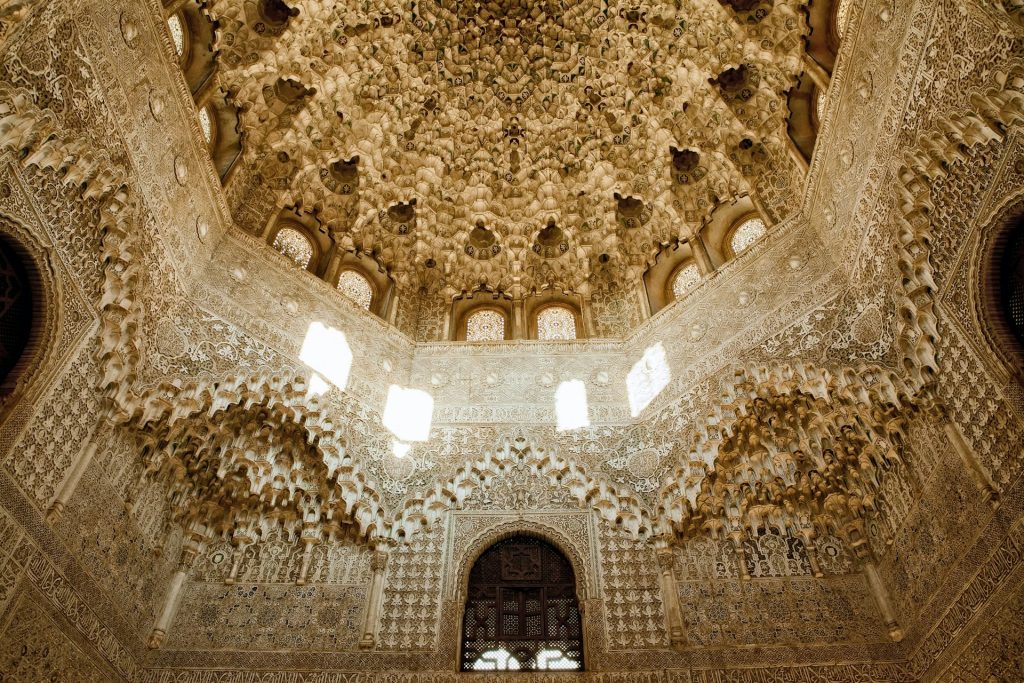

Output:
xmin=383 ymin=385 xmax=434 ymax=442
xmin=627 ymin=342 xmax=670 ymax=417
xmin=299 ymin=322 xmax=353 ymax=393
xmin=555 ymin=380 xmax=589 ymax=431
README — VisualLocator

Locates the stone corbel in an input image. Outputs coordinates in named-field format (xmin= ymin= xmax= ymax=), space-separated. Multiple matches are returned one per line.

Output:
xmin=359 ymin=542 xmax=392 ymax=650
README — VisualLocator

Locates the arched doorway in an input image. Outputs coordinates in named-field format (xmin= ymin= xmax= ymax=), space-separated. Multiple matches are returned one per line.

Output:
xmin=460 ymin=536 xmax=584 ymax=671
xmin=0 ymin=234 xmax=35 ymax=397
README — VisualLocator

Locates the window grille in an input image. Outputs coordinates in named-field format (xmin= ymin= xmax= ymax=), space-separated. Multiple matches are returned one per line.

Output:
xmin=1001 ymin=219 xmax=1024 ymax=349
xmin=461 ymin=537 xmax=584 ymax=671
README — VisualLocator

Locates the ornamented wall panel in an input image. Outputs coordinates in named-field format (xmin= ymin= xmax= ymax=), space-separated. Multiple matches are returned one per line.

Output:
xmin=929 ymin=575 xmax=1024 ymax=683
xmin=377 ymin=521 xmax=445 ymax=651
xmin=875 ymin=422 xmax=994 ymax=629
xmin=678 ymin=574 xmax=888 ymax=647
xmin=936 ymin=316 xmax=1024 ymax=490
xmin=1 ymin=336 xmax=101 ymax=507
xmin=164 ymin=583 xmax=367 ymax=652
xmin=54 ymin=455 xmax=181 ymax=636
xmin=909 ymin=512 xmax=1024 ymax=679
xmin=0 ymin=587 xmax=122 ymax=683
xmin=597 ymin=522 xmax=668 ymax=650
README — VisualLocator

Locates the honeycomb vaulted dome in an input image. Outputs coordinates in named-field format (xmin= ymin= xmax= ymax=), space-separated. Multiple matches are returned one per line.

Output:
xmin=217 ymin=0 xmax=811 ymax=335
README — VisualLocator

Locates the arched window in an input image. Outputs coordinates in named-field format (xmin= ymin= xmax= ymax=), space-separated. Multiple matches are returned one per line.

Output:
xmin=198 ymin=106 xmax=213 ymax=144
xmin=0 ymin=236 xmax=34 ymax=395
xmin=1000 ymin=217 xmax=1024 ymax=349
xmin=461 ymin=537 xmax=584 ymax=672
xmin=536 ymin=306 xmax=576 ymax=341
xmin=271 ymin=227 xmax=314 ymax=269
xmin=337 ymin=269 xmax=373 ymax=310
xmin=167 ymin=13 xmax=185 ymax=59
xmin=466 ymin=309 xmax=505 ymax=342
xmin=670 ymin=261 xmax=700 ymax=300
xmin=729 ymin=216 xmax=767 ymax=256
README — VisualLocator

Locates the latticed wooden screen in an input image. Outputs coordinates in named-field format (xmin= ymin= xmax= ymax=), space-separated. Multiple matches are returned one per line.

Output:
xmin=460 ymin=537 xmax=584 ymax=671
xmin=1002 ymin=218 xmax=1024 ymax=348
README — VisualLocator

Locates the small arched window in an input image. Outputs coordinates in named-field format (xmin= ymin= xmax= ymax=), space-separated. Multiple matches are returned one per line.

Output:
xmin=167 ymin=13 xmax=186 ymax=59
xmin=670 ymin=262 xmax=701 ymax=301
xmin=729 ymin=216 xmax=767 ymax=256
xmin=536 ymin=306 xmax=576 ymax=341
xmin=461 ymin=537 xmax=584 ymax=672
xmin=271 ymin=227 xmax=314 ymax=269
xmin=198 ymin=106 xmax=213 ymax=144
xmin=466 ymin=309 xmax=505 ymax=342
xmin=337 ymin=269 xmax=373 ymax=310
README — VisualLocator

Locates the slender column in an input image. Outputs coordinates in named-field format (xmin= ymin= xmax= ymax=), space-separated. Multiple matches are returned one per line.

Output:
xmin=688 ymin=235 xmax=715 ymax=276
xmin=224 ymin=543 xmax=247 ymax=585
xmin=321 ymin=243 xmax=342 ymax=284
xmin=862 ymin=558 xmax=904 ymax=642
xmin=512 ymin=298 xmax=526 ymax=340
xmin=800 ymin=530 xmax=824 ymax=578
xmin=579 ymin=295 xmax=597 ymax=339
xmin=47 ymin=420 xmax=106 ymax=524
xmin=221 ymin=151 xmax=243 ymax=189
xmin=296 ymin=529 xmax=320 ymax=586
xmin=943 ymin=415 xmax=1000 ymax=509
xmin=261 ymin=205 xmax=284 ymax=240
xmin=729 ymin=531 xmax=751 ymax=581
xmin=655 ymin=545 xmax=687 ymax=646
xmin=359 ymin=546 xmax=390 ymax=649
xmin=193 ymin=71 xmax=219 ymax=110
xmin=802 ymin=53 xmax=831 ymax=91
xmin=442 ymin=300 xmax=453 ymax=341
xmin=747 ymin=192 xmax=773 ymax=229
xmin=149 ymin=529 xmax=206 ymax=649
xmin=785 ymin=133 xmax=810 ymax=175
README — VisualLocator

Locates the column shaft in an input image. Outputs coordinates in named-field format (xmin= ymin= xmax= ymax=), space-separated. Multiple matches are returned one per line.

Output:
xmin=149 ymin=569 xmax=187 ymax=649
xmin=47 ymin=437 xmax=100 ymax=524
xmin=863 ymin=560 xmax=903 ymax=642
xmin=944 ymin=420 xmax=999 ymax=508
xmin=359 ymin=550 xmax=389 ymax=649
xmin=655 ymin=548 xmax=687 ymax=646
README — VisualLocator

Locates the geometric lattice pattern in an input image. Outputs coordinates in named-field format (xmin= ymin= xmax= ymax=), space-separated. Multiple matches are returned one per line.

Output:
xmin=461 ymin=537 xmax=583 ymax=671
xmin=466 ymin=309 xmax=505 ymax=342
xmin=337 ymin=270 xmax=373 ymax=310
xmin=536 ymin=307 xmax=577 ymax=341
xmin=730 ymin=218 xmax=767 ymax=256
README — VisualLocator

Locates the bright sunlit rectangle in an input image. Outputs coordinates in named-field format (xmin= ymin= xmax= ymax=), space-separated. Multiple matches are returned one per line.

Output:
xmin=555 ymin=379 xmax=590 ymax=431
xmin=299 ymin=322 xmax=353 ymax=391
xmin=627 ymin=342 xmax=670 ymax=417
xmin=383 ymin=385 xmax=434 ymax=442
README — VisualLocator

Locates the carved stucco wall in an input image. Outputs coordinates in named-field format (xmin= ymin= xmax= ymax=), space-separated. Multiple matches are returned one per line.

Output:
xmin=0 ymin=0 xmax=1022 ymax=681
